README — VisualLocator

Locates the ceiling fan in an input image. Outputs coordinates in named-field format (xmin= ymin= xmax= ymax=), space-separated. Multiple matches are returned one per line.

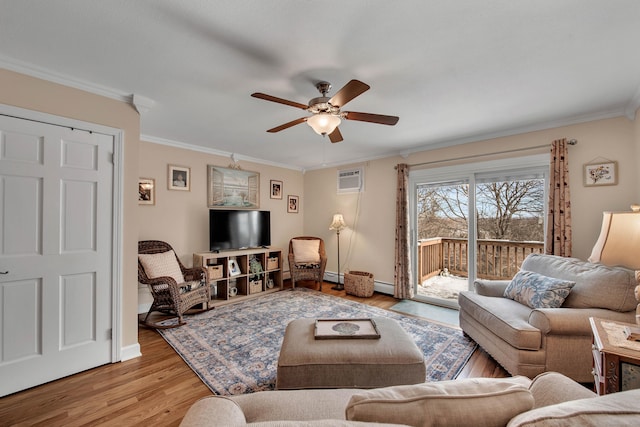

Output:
xmin=251 ymin=79 xmax=399 ymax=143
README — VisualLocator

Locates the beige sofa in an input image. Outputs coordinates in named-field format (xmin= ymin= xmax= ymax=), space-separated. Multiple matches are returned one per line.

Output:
xmin=180 ymin=372 xmax=640 ymax=426
xmin=458 ymin=254 xmax=638 ymax=382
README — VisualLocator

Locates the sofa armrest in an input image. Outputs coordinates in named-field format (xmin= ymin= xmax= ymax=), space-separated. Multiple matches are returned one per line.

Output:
xmin=529 ymin=307 xmax=635 ymax=335
xmin=474 ymin=279 xmax=510 ymax=297
xmin=528 ymin=372 xmax=595 ymax=409
xmin=180 ymin=396 xmax=247 ymax=427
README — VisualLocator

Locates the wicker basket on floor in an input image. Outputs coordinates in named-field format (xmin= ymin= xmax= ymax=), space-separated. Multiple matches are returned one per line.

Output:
xmin=344 ymin=271 xmax=374 ymax=297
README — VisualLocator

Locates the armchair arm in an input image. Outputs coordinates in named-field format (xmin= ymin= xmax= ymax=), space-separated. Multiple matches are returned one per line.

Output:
xmin=529 ymin=307 xmax=635 ymax=335
xmin=182 ymin=266 xmax=202 ymax=282
xmin=180 ymin=396 xmax=246 ymax=427
xmin=528 ymin=372 xmax=595 ymax=408
xmin=474 ymin=279 xmax=510 ymax=297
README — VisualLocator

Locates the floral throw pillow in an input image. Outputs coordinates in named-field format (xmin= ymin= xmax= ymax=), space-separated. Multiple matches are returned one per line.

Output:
xmin=504 ymin=270 xmax=576 ymax=309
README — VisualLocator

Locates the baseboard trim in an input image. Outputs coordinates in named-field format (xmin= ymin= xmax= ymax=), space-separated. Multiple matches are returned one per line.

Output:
xmin=138 ymin=302 xmax=152 ymax=314
xmin=120 ymin=343 xmax=142 ymax=361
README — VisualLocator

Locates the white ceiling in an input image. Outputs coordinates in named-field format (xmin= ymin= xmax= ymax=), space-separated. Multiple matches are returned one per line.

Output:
xmin=1 ymin=0 xmax=640 ymax=171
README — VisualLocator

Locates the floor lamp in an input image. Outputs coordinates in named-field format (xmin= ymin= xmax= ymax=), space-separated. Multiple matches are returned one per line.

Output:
xmin=329 ymin=213 xmax=347 ymax=290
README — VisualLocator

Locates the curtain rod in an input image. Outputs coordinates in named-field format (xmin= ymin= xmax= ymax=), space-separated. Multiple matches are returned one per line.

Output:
xmin=399 ymin=139 xmax=577 ymax=169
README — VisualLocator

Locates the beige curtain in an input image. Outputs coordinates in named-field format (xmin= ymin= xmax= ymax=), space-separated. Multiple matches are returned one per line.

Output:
xmin=394 ymin=163 xmax=413 ymax=299
xmin=546 ymin=138 xmax=572 ymax=256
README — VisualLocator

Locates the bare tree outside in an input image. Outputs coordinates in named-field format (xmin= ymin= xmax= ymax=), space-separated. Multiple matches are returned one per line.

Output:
xmin=416 ymin=178 xmax=545 ymax=301
xmin=417 ymin=179 xmax=544 ymax=242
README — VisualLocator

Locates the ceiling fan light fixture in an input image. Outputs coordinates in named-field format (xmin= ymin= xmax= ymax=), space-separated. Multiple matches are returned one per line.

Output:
xmin=307 ymin=113 xmax=341 ymax=136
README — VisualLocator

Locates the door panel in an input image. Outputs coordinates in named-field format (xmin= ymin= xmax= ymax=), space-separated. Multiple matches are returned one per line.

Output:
xmin=0 ymin=115 xmax=113 ymax=397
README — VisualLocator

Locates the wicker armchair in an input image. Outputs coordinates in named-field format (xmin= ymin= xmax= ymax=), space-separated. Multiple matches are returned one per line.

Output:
xmin=138 ymin=240 xmax=210 ymax=328
xmin=288 ymin=236 xmax=327 ymax=291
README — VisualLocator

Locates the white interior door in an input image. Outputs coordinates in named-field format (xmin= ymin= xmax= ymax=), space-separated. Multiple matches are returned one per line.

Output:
xmin=0 ymin=115 xmax=114 ymax=397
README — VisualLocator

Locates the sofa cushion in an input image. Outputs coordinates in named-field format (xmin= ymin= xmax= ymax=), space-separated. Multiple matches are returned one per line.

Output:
xmin=138 ymin=250 xmax=185 ymax=284
xmin=345 ymin=377 xmax=534 ymax=427
xmin=458 ymin=290 xmax=541 ymax=350
xmin=504 ymin=270 xmax=575 ymax=309
xmin=249 ymin=422 xmax=410 ymax=427
xmin=507 ymin=388 xmax=640 ymax=427
xmin=291 ymin=239 xmax=321 ymax=263
xmin=521 ymin=254 xmax=638 ymax=312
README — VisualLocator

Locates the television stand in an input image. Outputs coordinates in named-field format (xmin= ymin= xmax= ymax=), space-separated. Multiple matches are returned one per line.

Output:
xmin=193 ymin=247 xmax=283 ymax=307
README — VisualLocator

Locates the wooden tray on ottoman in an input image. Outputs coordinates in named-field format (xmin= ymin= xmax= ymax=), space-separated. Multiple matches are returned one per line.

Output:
xmin=314 ymin=318 xmax=380 ymax=339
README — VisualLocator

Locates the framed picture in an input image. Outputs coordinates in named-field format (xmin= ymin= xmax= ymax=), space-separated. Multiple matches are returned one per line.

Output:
xmin=584 ymin=161 xmax=618 ymax=187
xmin=207 ymin=165 xmax=260 ymax=209
xmin=287 ymin=195 xmax=299 ymax=213
xmin=138 ymin=178 xmax=155 ymax=205
xmin=168 ymin=165 xmax=190 ymax=191
xmin=228 ymin=259 xmax=241 ymax=277
xmin=270 ymin=180 xmax=283 ymax=199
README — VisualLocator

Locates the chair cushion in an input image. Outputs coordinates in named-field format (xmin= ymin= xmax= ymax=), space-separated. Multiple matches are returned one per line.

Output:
xmin=345 ymin=377 xmax=534 ymax=427
xmin=292 ymin=239 xmax=321 ymax=263
xmin=521 ymin=254 xmax=638 ymax=312
xmin=179 ymin=280 xmax=204 ymax=294
xmin=138 ymin=250 xmax=185 ymax=284
xmin=504 ymin=270 xmax=575 ymax=309
xmin=295 ymin=262 xmax=320 ymax=269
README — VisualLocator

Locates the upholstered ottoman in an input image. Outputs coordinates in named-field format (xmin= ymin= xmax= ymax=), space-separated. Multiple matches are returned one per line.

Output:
xmin=276 ymin=317 xmax=426 ymax=389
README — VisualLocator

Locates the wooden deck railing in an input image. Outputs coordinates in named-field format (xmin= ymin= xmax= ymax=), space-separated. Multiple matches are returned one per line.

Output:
xmin=418 ymin=237 xmax=544 ymax=282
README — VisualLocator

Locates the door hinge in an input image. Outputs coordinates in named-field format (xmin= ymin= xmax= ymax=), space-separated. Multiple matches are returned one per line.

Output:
xmin=106 ymin=328 xmax=112 ymax=340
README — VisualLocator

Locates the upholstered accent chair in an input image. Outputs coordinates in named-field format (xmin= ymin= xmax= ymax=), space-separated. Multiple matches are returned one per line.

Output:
xmin=288 ymin=236 xmax=327 ymax=291
xmin=138 ymin=240 xmax=210 ymax=328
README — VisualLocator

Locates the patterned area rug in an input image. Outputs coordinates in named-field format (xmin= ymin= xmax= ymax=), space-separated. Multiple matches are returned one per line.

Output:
xmin=157 ymin=288 xmax=477 ymax=395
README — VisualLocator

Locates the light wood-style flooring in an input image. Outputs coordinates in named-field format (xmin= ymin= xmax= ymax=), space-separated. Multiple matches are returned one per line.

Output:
xmin=0 ymin=281 xmax=507 ymax=426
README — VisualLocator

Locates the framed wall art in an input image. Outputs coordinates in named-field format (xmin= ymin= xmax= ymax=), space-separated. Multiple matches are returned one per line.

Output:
xmin=208 ymin=165 xmax=260 ymax=209
xmin=270 ymin=180 xmax=283 ymax=199
xmin=168 ymin=165 xmax=190 ymax=191
xmin=584 ymin=161 xmax=618 ymax=187
xmin=138 ymin=178 xmax=155 ymax=205
xmin=287 ymin=195 xmax=299 ymax=213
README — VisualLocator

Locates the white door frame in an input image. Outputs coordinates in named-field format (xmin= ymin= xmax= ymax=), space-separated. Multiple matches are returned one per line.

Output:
xmin=0 ymin=103 xmax=124 ymax=362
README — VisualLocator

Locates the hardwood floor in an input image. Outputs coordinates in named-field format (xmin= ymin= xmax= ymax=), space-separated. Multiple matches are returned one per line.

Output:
xmin=0 ymin=281 xmax=507 ymax=426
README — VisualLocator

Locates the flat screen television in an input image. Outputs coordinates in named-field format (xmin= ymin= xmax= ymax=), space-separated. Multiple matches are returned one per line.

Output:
xmin=209 ymin=210 xmax=271 ymax=252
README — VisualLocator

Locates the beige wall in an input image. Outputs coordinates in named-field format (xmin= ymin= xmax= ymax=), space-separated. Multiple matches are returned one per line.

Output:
xmin=3 ymin=66 xmax=637 ymax=350
xmin=0 ymin=69 xmax=140 ymax=349
xmin=138 ymin=141 xmax=304 ymax=307
xmin=305 ymin=115 xmax=640 ymax=286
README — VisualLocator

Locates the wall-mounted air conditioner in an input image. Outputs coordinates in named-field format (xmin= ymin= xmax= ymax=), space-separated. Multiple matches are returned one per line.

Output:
xmin=337 ymin=167 xmax=364 ymax=193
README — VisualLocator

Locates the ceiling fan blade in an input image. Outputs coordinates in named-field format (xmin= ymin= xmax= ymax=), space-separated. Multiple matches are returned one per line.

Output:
xmin=328 ymin=127 xmax=343 ymax=143
xmin=251 ymin=93 xmax=309 ymax=110
xmin=266 ymin=117 xmax=307 ymax=133
xmin=343 ymin=111 xmax=399 ymax=126
xmin=328 ymin=80 xmax=370 ymax=108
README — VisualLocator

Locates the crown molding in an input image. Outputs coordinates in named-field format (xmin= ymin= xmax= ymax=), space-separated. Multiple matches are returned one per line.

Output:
xmin=141 ymin=134 xmax=304 ymax=172
xmin=398 ymin=108 xmax=628 ymax=158
xmin=0 ymin=54 xmax=130 ymax=102
xmin=625 ymin=83 xmax=640 ymax=120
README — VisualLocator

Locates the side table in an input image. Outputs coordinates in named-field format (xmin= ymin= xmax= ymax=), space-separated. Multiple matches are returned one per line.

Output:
xmin=590 ymin=317 xmax=640 ymax=395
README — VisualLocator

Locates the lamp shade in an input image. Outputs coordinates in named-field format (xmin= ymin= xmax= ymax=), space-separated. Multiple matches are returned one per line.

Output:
xmin=329 ymin=213 xmax=347 ymax=231
xmin=307 ymin=113 xmax=341 ymax=136
xmin=588 ymin=211 xmax=640 ymax=269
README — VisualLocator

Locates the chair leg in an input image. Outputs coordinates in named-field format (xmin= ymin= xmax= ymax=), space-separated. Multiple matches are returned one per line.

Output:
xmin=139 ymin=302 xmax=186 ymax=329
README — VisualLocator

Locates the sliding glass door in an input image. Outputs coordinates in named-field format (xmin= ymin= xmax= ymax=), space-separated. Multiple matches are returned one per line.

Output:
xmin=409 ymin=155 xmax=548 ymax=308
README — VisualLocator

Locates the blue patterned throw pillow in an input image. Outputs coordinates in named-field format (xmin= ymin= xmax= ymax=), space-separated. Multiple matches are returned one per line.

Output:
xmin=504 ymin=270 xmax=576 ymax=309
